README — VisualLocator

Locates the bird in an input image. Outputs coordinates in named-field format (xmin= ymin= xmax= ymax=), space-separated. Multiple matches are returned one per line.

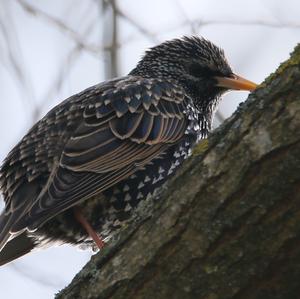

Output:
xmin=0 ymin=36 xmax=257 ymax=266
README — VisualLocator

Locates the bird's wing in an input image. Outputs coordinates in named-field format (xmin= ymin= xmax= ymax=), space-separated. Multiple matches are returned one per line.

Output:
xmin=11 ymin=77 xmax=189 ymax=232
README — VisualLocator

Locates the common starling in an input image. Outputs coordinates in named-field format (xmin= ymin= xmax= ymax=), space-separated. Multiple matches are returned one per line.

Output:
xmin=0 ymin=36 xmax=257 ymax=265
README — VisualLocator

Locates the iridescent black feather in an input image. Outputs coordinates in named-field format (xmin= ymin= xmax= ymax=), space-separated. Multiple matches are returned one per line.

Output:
xmin=0 ymin=36 xmax=233 ymax=265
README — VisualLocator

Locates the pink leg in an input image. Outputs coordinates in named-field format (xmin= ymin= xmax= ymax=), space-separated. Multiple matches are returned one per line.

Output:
xmin=74 ymin=207 xmax=105 ymax=249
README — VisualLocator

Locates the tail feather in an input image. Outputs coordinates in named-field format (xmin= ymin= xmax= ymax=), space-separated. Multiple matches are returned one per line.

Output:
xmin=0 ymin=209 xmax=36 ymax=266
xmin=0 ymin=212 xmax=35 ymax=266
xmin=0 ymin=180 xmax=42 ymax=265
xmin=0 ymin=208 xmax=24 ymax=251
xmin=0 ymin=212 xmax=14 ymax=251
xmin=0 ymin=232 xmax=35 ymax=266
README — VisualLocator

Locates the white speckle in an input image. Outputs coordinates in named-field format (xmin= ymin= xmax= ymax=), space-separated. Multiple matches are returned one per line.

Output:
xmin=124 ymin=203 xmax=132 ymax=212
xmin=167 ymin=168 xmax=174 ymax=175
xmin=174 ymin=151 xmax=180 ymax=158
xmin=138 ymin=181 xmax=145 ymax=189
xmin=158 ymin=174 xmax=164 ymax=181
xmin=124 ymin=96 xmax=131 ymax=103
xmin=158 ymin=166 xmax=165 ymax=174
xmin=153 ymin=174 xmax=164 ymax=184
xmin=170 ymin=163 xmax=176 ymax=170
xmin=124 ymin=193 xmax=131 ymax=202
xmin=137 ymin=192 xmax=143 ymax=199
xmin=123 ymin=184 xmax=130 ymax=192
xmin=144 ymin=176 xmax=151 ymax=183
xmin=174 ymin=160 xmax=180 ymax=166
xmin=113 ymin=219 xmax=121 ymax=227
xmin=130 ymin=174 xmax=137 ymax=179
xmin=194 ymin=124 xmax=200 ymax=131
xmin=146 ymin=192 xmax=153 ymax=200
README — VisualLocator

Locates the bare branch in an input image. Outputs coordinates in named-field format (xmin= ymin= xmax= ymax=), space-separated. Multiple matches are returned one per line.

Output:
xmin=109 ymin=1 xmax=159 ymax=43
xmin=0 ymin=3 xmax=36 ymax=117
xmin=32 ymin=17 xmax=99 ymax=121
xmin=101 ymin=0 xmax=119 ymax=78
xmin=17 ymin=0 xmax=104 ymax=54
xmin=174 ymin=0 xmax=199 ymax=34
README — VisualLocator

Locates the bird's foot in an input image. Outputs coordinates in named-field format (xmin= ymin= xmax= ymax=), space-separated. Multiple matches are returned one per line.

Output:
xmin=73 ymin=207 xmax=105 ymax=249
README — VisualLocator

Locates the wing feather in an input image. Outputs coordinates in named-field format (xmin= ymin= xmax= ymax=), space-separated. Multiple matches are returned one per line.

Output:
xmin=3 ymin=77 xmax=189 ymax=231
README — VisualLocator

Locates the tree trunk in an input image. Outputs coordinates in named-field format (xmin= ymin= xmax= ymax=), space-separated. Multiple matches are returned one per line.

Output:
xmin=56 ymin=44 xmax=300 ymax=299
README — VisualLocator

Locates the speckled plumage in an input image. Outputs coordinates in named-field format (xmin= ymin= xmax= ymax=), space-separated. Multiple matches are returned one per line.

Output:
xmin=0 ymin=36 xmax=252 ymax=265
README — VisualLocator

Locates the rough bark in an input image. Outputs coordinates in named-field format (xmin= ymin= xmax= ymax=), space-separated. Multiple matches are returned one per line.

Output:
xmin=57 ymin=44 xmax=300 ymax=299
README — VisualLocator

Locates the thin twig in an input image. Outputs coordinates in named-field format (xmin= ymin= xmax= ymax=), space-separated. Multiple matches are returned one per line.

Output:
xmin=108 ymin=0 xmax=159 ymax=43
xmin=17 ymin=0 xmax=104 ymax=54
xmin=32 ymin=17 xmax=99 ymax=121
xmin=0 ymin=4 xmax=36 ymax=116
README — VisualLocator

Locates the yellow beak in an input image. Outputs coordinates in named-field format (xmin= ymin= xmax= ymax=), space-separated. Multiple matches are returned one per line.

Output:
xmin=215 ymin=74 xmax=257 ymax=91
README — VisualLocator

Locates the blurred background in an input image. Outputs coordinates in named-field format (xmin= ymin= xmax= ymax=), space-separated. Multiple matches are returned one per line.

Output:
xmin=0 ymin=0 xmax=299 ymax=298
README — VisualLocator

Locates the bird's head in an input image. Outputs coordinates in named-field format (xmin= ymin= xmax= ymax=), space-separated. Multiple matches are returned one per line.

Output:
xmin=130 ymin=36 xmax=257 ymax=111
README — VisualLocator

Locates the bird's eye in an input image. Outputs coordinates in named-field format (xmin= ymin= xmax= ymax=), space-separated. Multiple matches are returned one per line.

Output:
xmin=189 ymin=63 xmax=217 ymax=78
